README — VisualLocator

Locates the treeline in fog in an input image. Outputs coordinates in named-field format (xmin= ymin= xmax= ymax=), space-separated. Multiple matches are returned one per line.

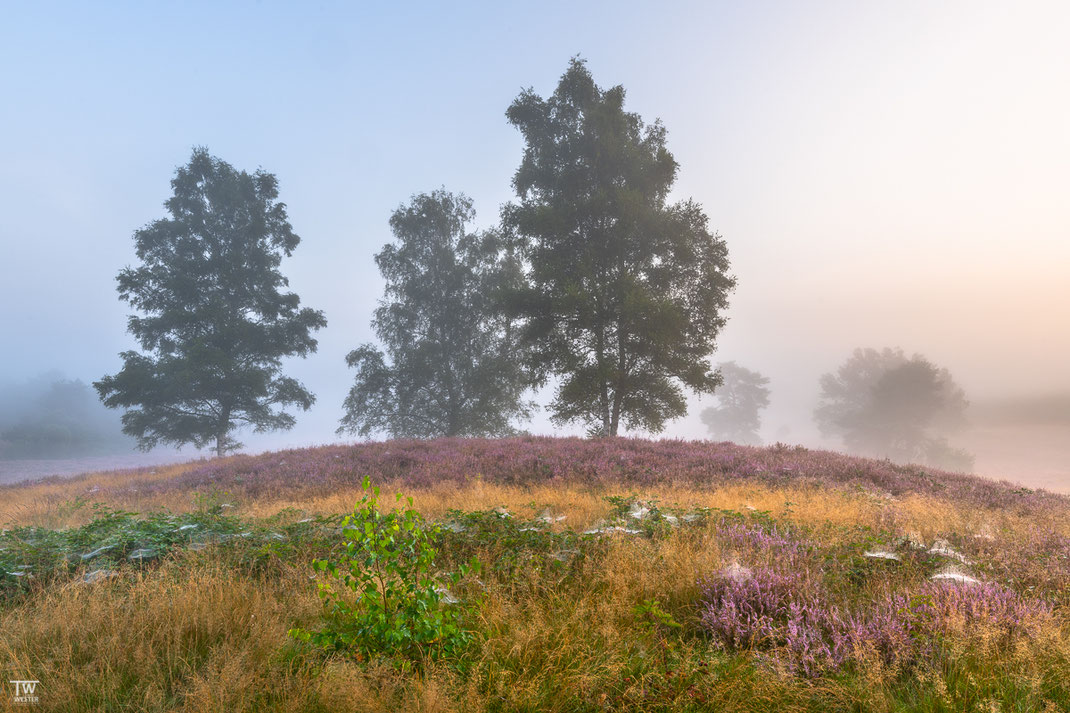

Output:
xmin=83 ymin=58 xmax=976 ymax=472
xmin=698 ymin=350 xmax=975 ymax=472
xmin=0 ymin=372 xmax=134 ymax=459
xmin=93 ymin=59 xmax=735 ymax=457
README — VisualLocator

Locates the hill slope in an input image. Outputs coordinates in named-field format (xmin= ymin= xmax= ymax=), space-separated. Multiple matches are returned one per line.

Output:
xmin=0 ymin=437 xmax=1067 ymax=712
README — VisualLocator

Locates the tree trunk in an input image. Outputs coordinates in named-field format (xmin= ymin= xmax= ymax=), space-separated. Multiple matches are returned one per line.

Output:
xmin=215 ymin=405 xmax=231 ymax=458
xmin=609 ymin=322 xmax=627 ymax=437
xmin=596 ymin=329 xmax=611 ymax=436
xmin=609 ymin=373 xmax=621 ymax=436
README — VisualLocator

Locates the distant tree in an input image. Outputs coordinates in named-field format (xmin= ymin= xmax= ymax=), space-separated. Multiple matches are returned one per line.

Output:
xmin=700 ymin=362 xmax=770 ymax=445
xmin=95 ymin=149 xmax=326 ymax=457
xmin=339 ymin=190 xmax=532 ymax=439
xmin=0 ymin=374 xmax=133 ymax=458
xmin=814 ymin=347 xmax=973 ymax=471
xmin=505 ymin=58 xmax=735 ymax=436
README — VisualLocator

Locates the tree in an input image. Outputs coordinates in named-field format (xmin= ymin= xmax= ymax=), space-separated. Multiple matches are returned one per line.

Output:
xmin=0 ymin=373 xmax=133 ymax=458
xmin=505 ymin=58 xmax=735 ymax=436
xmin=95 ymin=149 xmax=326 ymax=457
xmin=700 ymin=362 xmax=771 ymax=445
xmin=339 ymin=190 xmax=532 ymax=439
xmin=814 ymin=347 xmax=973 ymax=471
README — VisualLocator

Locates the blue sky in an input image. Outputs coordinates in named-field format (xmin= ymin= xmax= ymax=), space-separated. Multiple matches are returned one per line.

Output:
xmin=2 ymin=1 xmax=1068 ymax=451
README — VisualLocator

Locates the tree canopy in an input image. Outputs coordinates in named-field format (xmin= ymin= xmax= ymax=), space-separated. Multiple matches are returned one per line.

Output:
xmin=700 ymin=362 xmax=771 ymax=445
xmin=814 ymin=347 xmax=973 ymax=471
xmin=95 ymin=148 xmax=326 ymax=456
xmin=505 ymin=58 xmax=735 ymax=436
xmin=339 ymin=190 xmax=532 ymax=439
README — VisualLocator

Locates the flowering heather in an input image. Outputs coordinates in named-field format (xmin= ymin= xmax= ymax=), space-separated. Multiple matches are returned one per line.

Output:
xmin=700 ymin=568 xmax=828 ymax=647
xmin=1 ymin=438 xmax=1068 ymax=711
xmin=713 ymin=520 xmax=810 ymax=567
xmin=973 ymin=526 xmax=1070 ymax=606
xmin=699 ymin=565 xmax=1052 ymax=677
xmin=84 ymin=436 xmax=1067 ymax=513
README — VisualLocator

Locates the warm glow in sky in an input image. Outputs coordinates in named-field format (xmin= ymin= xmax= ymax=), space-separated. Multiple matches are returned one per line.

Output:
xmin=1 ymin=1 xmax=1067 ymax=458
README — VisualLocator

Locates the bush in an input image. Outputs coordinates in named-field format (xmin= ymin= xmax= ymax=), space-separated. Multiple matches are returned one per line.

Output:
xmin=291 ymin=477 xmax=479 ymax=664
xmin=698 ymin=565 xmax=1051 ymax=678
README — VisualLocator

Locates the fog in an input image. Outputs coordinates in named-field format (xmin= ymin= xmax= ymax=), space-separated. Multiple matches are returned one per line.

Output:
xmin=0 ymin=372 xmax=131 ymax=457
xmin=1 ymin=2 xmax=1067 ymax=489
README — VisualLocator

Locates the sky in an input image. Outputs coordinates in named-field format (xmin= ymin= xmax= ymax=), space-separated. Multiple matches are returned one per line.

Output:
xmin=1 ymin=0 xmax=1068 ymax=458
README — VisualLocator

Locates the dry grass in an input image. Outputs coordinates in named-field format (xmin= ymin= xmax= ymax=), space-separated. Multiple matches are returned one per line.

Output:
xmin=0 ymin=462 xmax=207 ymax=529
xmin=8 ymin=466 xmax=1043 ymax=541
xmin=0 ymin=450 xmax=1067 ymax=712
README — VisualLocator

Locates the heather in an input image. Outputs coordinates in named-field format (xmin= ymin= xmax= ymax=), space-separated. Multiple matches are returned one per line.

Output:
xmin=699 ymin=565 xmax=1052 ymax=679
xmin=53 ymin=436 xmax=1067 ymax=513
xmin=0 ymin=438 xmax=1067 ymax=711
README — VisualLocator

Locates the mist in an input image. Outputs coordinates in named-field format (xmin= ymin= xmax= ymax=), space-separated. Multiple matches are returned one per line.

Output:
xmin=1 ymin=1 xmax=1067 ymax=490
xmin=0 ymin=372 xmax=132 ymax=458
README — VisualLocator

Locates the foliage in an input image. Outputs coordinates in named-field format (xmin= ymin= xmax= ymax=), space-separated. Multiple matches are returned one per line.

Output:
xmin=94 ymin=148 xmax=326 ymax=456
xmin=4 ymin=462 xmax=1070 ymax=711
xmin=814 ymin=347 xmax=974 ymax=471
xmin=339 ymin=190 xmax=532 ymax=439
xmin=632 ymin=598 xmax=682 ymax=636
xmin=436 ymin=507 xmax=591 ymax=583
xmin=291 ymin=477 xmax=479 ymax=663
xmin=0 ymin=502 xmax=249 ymax=599
xmin=504 ymin=58 xmax=735 ymax=435
xmin=700 ymin=361 xmax=771 ymax=445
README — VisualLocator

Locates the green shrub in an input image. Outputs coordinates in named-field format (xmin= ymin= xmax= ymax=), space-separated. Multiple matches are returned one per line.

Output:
xmin=290 ymin=477 xmax=479 ymax=664
xmin=632 ymin=598 xmax=682 ymax=637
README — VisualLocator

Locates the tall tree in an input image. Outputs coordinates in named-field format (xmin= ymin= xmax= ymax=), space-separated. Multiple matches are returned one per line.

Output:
xmin=814 ymin=347 xmax=973 ymax=470
xmin=339 ymin=190 xmax=532 ymax=439
xmin=505 ymin=59 xmax=735 ymax=436
xmin=95 ymin=148 xmax=326 ymax=456
xmin=700 ymin=362 xmax=771 ymax=445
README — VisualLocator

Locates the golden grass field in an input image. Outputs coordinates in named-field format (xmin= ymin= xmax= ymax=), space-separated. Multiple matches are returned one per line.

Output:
xmin=0 ymin=439 xmax=1067 ymax=712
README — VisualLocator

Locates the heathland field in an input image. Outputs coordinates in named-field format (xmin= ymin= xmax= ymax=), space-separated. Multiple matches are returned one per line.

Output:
xmin=1 ymin=437 xmax=1067 ymax=712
